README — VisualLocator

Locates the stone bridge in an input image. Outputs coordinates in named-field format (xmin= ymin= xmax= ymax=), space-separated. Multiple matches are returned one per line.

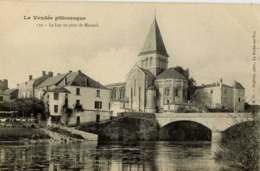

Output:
xmin=155 ymin=112 xmax=254 ymax=142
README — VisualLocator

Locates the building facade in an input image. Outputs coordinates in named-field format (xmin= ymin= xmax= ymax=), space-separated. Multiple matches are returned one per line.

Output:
xmin=108 ymin=18 xmax=190 ymax=114
xmin=195 ymin=79 xmax=245 ymax=112
xmin=0 ymin=89 xmax=18 ymax=103
xmin=36 ymin=70 xmax=111 ymax=125
xmin=17 ymin=71 xmax=53 ymax=98
xmin=106 ymin=82 xmax=128 ymax=116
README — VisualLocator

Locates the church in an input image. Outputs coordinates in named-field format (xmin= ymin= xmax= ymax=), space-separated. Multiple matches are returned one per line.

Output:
xmin=107 ymin=17 xmax=193 ymax=115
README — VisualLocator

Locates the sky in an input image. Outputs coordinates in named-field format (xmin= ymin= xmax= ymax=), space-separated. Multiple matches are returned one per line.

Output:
xmin=0 ymin=2 xmax=259 ymax=103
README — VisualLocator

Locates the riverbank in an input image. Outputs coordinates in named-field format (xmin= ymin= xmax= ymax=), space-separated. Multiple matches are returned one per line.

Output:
xmin=0 ymin=127 xmax=50 ymax=141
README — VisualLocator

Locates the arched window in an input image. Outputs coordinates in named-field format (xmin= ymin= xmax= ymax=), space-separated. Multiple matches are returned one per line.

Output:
xmin=120 ymin=87 xmax=125 ymax=99
xmin=165 ymin=88 xmax=170 ymax=96
xmin=111 ymin=88 xmax=117 ymax=99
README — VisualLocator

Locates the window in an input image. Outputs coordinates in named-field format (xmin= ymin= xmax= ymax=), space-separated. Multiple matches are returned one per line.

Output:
xmin=175 ymin=88 xmax=179 ymax=97
xmin=210 ymin=89 xmax=213 ymax=94
xmin=0 ymin=96 xmax=3 ymax=102
xmin=97 ymin=90 xmax=100 ymax=97
xmin=224 ymin=89 xmax=227 ymax=94
xmin=165 ymin=88 xmax=170 ymax=96
xmin=54 ymin=105 xmax=58 ymax=113
xmin=54 ymin=93 xmax=59 ymax=100
xmin=95 ymin=101 xmax=102 ymax=109
xmin=76 ymin=88 xmax=80 ymax=95
xmin=238 ymin=97 xmax=241 ymax=102
xmin=111 ymin=88 xmax=116 ymax=99
xmin=76 ymin=100 xmax=80 ymax=105
xmin=134 ymin=80 xmax=136 ymax=96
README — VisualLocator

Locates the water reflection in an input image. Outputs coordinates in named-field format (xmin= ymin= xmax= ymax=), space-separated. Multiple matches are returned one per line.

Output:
xmin=0 ymin=141 xmax=222 ymax=171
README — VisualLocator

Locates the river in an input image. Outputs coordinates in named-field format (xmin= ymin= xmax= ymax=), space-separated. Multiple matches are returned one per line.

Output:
xmin=0 ymin=141 xmax=222 ymax=171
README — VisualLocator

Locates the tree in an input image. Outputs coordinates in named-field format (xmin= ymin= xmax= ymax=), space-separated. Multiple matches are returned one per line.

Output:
xmin=215 ymin=111 xmax=259 ymax=171
xmin=0 ymin=98 xmax=45 ymax=118
xmin=173 ymin=66 xmax=197 ymax=100
xmin=192 ymin=88 xmax=212 ymax=112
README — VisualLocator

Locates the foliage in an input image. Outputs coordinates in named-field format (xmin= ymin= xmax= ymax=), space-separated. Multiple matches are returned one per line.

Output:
xmin=0 ymin=98 xmax=45 ymax=117
xmin=215 ymin=111 xmax=259 ymax=171
xmin=173 ymin=66 xmax=197 ymax=100
xmin=78 ymin=117 xmax=160 ymax=141
xmin=192 ymin=89 xmax=212 ymax=112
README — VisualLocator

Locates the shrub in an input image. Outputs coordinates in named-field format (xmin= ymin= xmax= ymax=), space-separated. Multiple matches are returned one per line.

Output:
xmin=215 ymin=112 xmax=259 ymax=171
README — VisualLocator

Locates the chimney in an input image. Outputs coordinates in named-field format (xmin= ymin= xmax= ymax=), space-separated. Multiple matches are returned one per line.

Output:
xmin=17 ymin=84 xmax=19 ymax=87
xmin=3 ymin=79 xmax=8 ymax=88
xmin=219 ymin=78 xmax=223 ymax=86
xmin=29 ymin=75 xmax=33 ymax=80
xmin=42 ymin=71 xmax=46 ymax=76
xmin=69 ymin=70 xmax=72 ymax=73
xmin=78 ymin=70 xmax=81 ymax=74
xmin=57 ymin=73 xmax=60 ymax=75
xmin=48 ymin=71 xmax=53 ymax=77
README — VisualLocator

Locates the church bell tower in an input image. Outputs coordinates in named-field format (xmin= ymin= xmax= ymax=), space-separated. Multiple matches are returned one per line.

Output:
xmin=138 ymin=17 xmax=169 ymax=76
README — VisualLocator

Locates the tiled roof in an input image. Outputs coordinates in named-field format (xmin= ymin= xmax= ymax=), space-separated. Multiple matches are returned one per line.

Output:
xmin=156 ymin=68 xmax=186 ymax=80
xmin=140 ymin=68 xmax=155 ymax=79
xmin=48 ymin=87 xmax=71 ymax=93
xmin=37 ymin=73 xmax=68 ymax=88
xmin=139 ymin=19 xmax=169 ymax=57
xmin=197 ymin=83 xmax=234 ymax=89
xmin=0 ymin=89 xmax=18 ymax=95
xmin=37 ymin=71 xmax=108 ymax=89
xmin=105 ymin=82 xmax=126 ymax=88
xmin=233 ymin=82 xmax=244 ymax=89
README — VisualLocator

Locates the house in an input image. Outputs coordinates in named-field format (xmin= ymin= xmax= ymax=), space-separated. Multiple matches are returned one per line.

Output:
xmin=17 ymin=71 xmax=53 ymax=98
xmin=35 ymin=70 xmax=111 ymax=125
xmin=0 ymin=89 xmax=19 ymax=103
xmin=195 ymin=79 xmax=245 ymax=112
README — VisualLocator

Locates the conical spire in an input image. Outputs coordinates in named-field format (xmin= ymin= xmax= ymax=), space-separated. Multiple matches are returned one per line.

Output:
xmin=139 ymin=19 xmax=169 ymax=57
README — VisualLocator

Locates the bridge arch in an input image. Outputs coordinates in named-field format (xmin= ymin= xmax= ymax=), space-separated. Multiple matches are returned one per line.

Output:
xmin=159 ymin=120 xmax=212 ymax=141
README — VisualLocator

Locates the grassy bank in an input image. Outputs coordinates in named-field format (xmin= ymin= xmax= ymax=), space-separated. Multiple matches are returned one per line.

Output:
xmin=78 ymin=117 xmax=159 ymax=142
xmin=0 ymin=128 xmax=50 ymax=141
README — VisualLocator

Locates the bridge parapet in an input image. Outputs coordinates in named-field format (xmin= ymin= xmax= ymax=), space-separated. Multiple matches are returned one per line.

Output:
xmin=156 ymin=112 xmax=254 ymax=133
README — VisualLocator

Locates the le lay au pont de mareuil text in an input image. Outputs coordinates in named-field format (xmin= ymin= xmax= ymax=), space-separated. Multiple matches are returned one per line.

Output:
xmin=24 ymin=15 xmax=99 ymax=28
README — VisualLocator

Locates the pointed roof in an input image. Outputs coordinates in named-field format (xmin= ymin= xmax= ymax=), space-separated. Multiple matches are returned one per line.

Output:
xmin=139 ymin=19 xmax=169 ymax=57
xmin=233 ymin=81 xmax=244 ymax=89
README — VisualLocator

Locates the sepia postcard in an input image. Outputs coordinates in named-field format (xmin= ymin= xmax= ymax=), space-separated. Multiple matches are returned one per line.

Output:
xmin=0 ymin=1 xmax=259 ymax=171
